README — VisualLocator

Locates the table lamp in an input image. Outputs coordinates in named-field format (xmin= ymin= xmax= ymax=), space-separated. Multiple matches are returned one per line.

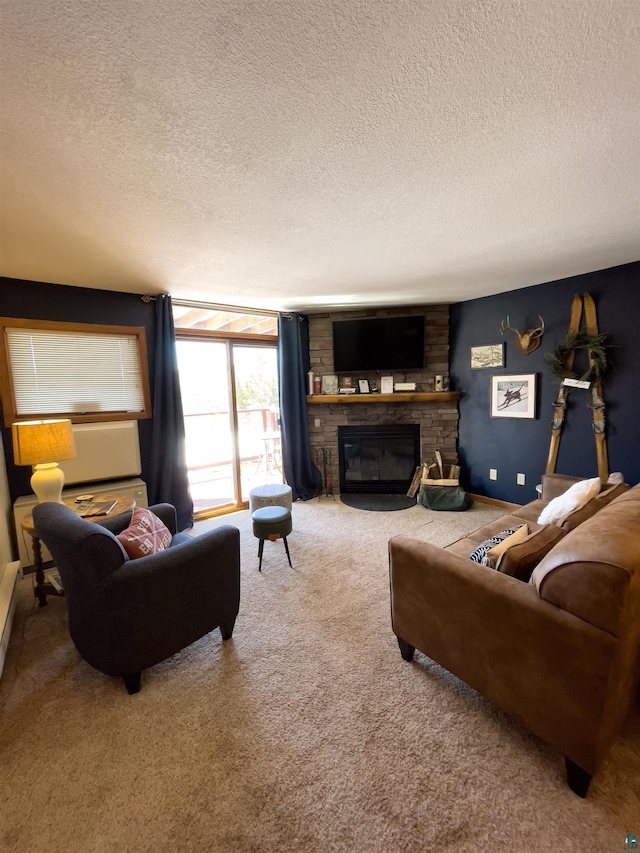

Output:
xmin=12 ymin=419 xmax=77 ymax=503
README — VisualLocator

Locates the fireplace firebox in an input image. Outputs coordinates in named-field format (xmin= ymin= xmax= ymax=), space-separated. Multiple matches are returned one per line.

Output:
xmin=338 ymin=424 xmax=420 ymax=494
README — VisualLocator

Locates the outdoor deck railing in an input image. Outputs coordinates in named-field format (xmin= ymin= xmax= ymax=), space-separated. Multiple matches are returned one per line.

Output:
xmin=183 ymin=407 xmax=280 ymax=471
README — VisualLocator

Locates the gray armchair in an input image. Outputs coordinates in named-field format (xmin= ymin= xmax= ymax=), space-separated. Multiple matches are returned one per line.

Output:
xmin=32 ymin=502 xmax=240 ymax=694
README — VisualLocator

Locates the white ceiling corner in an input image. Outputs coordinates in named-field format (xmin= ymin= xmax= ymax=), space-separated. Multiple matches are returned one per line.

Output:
xmin=1 ymin=0 xmax=638 ymax=311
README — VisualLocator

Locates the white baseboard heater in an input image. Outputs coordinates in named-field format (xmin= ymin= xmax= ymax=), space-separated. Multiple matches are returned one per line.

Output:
xmin=0 ymin=560 xmax=22 ymax=679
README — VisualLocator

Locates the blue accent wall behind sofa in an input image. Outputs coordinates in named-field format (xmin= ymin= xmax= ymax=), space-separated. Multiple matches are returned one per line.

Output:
xmin=450 ymin=262 xmax=640 ymax=503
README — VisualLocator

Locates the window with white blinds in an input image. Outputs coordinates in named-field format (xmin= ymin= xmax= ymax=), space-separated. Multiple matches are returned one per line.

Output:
xmin=0 ymin=319 xmax=152 ymax=424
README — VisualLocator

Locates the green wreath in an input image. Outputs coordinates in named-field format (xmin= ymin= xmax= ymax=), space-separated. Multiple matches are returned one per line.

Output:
xmin=545 ymin=331 xmax=610 ymax=383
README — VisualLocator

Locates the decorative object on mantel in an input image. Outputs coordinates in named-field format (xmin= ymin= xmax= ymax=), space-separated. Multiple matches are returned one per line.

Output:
xmin=500 ymin=315 xmax=545 ymax=354
xmin=321 ymin=374 xmax=338 ymax=394
xmin=470 ymin=344 xmax=504 ymax=369
xmin=545 ymin=293 xmax=610 ymax=482
xmin=380 ymin=376 xmax=394 ymax=394
xmin=12 ymin=419 xmax=77 ymax=503
xmin=358 ymin=379 xmax=370 ymax=394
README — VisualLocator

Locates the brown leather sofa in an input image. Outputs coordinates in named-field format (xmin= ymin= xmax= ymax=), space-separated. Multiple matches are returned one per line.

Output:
xmin=389 ymin=478 xmax=640 ymax=796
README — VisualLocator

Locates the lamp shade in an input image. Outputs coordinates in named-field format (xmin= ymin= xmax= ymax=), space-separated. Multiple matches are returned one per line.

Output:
xmin=12 ymin=419 xmax=77 ymax=466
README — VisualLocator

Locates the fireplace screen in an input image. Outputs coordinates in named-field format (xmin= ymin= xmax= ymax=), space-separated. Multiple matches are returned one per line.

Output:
xmin=338 ymin=424 xmax=420 ymax=494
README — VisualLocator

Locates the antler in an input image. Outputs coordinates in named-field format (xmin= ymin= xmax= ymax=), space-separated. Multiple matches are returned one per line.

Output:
xmin=500 ymin=315 xmax=545 ymax=354
xmin=530 ymin=316 xmax=545 ymax=337
xmin=500 ymin=316 xmax=515 ymax=336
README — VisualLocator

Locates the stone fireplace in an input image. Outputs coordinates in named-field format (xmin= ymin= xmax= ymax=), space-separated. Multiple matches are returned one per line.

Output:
xmin=338 ymin=424 xmax=420 ymax=494
xmin=306 ymin=304 xmax=458 ymax=495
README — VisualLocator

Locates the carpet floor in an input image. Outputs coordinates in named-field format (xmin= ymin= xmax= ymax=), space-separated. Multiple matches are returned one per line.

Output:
xmin=1 ymin=497 xmax=638 ymax=853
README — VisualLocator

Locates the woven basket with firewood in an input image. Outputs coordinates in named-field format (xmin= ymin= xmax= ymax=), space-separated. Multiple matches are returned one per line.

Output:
xmin=408 ymin=451 xmax=470 ymax=511
xmin=407 ymin=450 xmax=460 ymax=497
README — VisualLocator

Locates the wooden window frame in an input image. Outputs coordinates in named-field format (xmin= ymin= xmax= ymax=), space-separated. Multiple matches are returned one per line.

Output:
xmin=0 ymin=317 xmax=152 ymax=425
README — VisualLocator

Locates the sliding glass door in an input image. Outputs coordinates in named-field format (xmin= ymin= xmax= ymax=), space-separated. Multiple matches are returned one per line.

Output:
xmin=234 ymin=345 xmax=280 ymax=502
xmin=175 ymin=336 xmax=280 ymax=517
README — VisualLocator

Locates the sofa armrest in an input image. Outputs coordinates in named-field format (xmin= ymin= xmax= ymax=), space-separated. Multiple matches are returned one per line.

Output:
xmin=389 ymin=534 xmax=616 ymax=773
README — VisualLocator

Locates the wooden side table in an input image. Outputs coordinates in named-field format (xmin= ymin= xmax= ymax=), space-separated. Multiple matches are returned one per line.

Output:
xmin=21 ymin=495 xmax=135 ymax=607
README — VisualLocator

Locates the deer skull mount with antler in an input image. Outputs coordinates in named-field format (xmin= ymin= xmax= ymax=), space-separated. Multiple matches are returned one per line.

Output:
xmin=500 ymin=315 xmax=545 ymax=355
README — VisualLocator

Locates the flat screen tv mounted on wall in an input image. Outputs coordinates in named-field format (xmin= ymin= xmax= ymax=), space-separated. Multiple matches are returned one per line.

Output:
xmin=332 ymin=315 xmax=425 ymax=373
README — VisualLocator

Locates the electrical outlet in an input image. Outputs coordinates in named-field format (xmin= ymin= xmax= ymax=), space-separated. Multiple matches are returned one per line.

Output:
xmin=517 ymin=473 xmax=526 ymax=486
xmin=314 ymin=418 xmax=321 ymax=428
xmin=489 ymin=468 xmax=497 ymax=480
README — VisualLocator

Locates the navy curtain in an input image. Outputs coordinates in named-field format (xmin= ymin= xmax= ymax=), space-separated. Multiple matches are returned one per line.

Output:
xmin=148 ymin=295 xmax=194 ymax=530
xmin=277 ymin=313 xmax=322 ymax=500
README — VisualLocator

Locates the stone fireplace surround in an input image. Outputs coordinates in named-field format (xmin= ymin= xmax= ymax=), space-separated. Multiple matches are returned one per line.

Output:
xmin=307 ymin=305 xmax=458 ymax=496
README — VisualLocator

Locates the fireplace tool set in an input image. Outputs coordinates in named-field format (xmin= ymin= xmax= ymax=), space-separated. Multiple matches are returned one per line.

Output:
xmin=316 ymin=447 xmax=334 ymax=498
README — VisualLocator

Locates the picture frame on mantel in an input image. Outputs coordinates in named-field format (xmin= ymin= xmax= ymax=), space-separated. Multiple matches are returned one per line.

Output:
xmin=321 ymin=374 xmax=338 ymax=394
xmin=470 ymin=344 xmax=504 ymax=369
xmin=380 ymin=376 xmax=394 ymax=394
xmin=490 ymin=373 xmax=536 ymax=419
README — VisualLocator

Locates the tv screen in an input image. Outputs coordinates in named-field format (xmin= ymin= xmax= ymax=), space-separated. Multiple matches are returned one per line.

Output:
xmin=332 ymin=316 xmax=425 ymax=373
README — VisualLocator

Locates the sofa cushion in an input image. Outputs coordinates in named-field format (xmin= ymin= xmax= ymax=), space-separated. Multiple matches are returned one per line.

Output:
xmin=496 ymin=524 xmax=565 ymax=581
xmin=538 ymin=477 xmax=601 ymax=525
xmin=510 ymin=500 xmax=547 ymax=525
xmin=540 ymin=473 xmax=583 ymax=501
xmin=469 ymin=525 xmax=527 ymax=566
xmin=117 ymin=507 xmax=172 ymax=559
xmin=444 ymin=538 xmax=481 ymax=559
xmin=531 ymin=485 xmax=640 ymax=636
xmin=466 ymin=515 xmax=543 ymax=543
xmin=559 ymin=482 xmax=629 ymax=532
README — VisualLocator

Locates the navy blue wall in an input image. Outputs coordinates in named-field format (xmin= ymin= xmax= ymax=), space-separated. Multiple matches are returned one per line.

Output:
xmin=450 ymin=262 xmax=640 ymax=503
xmin=0 ymin=277 xmax=157 ymax=502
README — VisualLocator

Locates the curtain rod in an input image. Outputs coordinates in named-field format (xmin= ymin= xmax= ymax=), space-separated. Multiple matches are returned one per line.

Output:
xmin=141 ymin=295 xmax=279 ymax=317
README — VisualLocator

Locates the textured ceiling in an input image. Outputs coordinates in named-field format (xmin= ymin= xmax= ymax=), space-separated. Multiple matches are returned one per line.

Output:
xmin=1 ymin=1 xmax=638 ymax=311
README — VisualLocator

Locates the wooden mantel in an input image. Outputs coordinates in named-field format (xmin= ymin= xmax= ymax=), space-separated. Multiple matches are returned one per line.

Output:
xmin=306 ymin=391 xmax=460 ymax=405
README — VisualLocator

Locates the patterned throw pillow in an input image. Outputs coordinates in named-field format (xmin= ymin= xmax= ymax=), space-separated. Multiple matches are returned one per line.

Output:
xmin=117 ymin=507 xmax=172 ymax=560
xmin=469 ymin=526 xmax=527 ymax=567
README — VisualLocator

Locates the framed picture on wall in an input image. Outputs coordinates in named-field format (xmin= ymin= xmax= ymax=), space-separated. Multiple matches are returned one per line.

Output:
xmin=470 ymin=344 xmax=504 ymax=369
xmin=490 ymin=374 xmax=536 ymax=419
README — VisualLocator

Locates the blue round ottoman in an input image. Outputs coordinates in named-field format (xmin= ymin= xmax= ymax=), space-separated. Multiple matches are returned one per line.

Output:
xmin=251 ymin=505 xmax=293 ymax=572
